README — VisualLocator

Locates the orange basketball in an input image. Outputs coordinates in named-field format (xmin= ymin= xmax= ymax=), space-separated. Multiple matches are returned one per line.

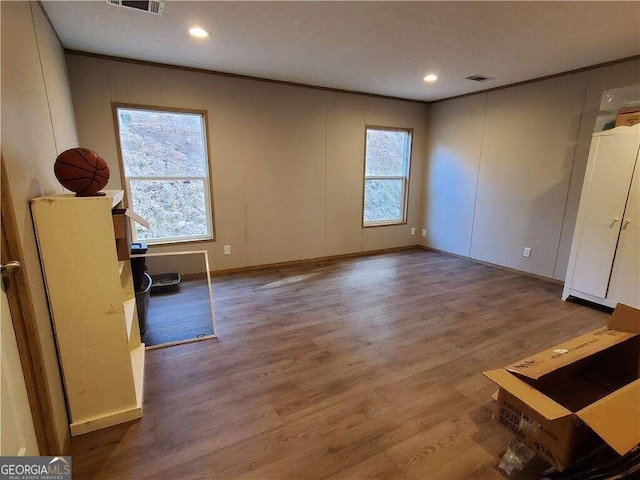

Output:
xmin=54 ymin=148 xmax=110 ymax=197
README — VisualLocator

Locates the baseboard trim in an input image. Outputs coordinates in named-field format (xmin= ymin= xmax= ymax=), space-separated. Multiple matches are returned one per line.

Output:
xmin=180 ymin=245 xmax=422 ymax=281
xmin=179 ymin=244 xmax=563 ymax=286
xmin=418 ymin=245 xmax=564 ymax=285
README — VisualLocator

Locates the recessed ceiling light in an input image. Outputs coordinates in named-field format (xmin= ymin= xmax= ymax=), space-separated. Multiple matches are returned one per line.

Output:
xmin=189 ymin=27 xmax=210 ymax=38
xmin=423 ymin=74 xmax=438 ymax=83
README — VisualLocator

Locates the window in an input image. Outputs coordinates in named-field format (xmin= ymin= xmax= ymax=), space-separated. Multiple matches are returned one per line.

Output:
xmin=363 ymin=127 xmax=412 ymax=226
xmin=115 ymin=105 xmax=214 ymax=244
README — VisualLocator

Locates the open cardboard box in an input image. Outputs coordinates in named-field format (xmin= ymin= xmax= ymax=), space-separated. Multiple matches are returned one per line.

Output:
xmin=112 ymin=208 xmax=149 ymax=261
xmin=615 ymin=105 xmax=640 ymax=127
xmin=484 ymin=304 xmax=640 ymax=471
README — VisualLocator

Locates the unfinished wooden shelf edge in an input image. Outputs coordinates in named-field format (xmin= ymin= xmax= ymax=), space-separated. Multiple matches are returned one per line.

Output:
xmin=124 ymin=297 xmax=136 ymax=342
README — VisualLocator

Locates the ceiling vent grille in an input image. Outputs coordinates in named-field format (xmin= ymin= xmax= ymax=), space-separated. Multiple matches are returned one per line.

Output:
xmin=466 ymin=74 xmax=494 ymax=82
xmin=106 ymin=0 xmax=165 ymax=15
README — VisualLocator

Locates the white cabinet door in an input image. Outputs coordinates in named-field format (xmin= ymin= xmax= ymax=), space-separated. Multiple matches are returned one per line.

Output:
xmin=608 ymin=157 xmax=640 ymax=308
xmin=570 ymin=132 xmax=639 ymax=298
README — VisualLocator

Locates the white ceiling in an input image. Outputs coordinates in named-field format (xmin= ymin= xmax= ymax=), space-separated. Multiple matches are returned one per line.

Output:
xmin=43 ymin=1 xmax=640 ymax=102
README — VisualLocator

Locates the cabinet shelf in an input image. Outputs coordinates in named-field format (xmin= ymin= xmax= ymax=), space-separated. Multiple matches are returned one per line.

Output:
xmin=111 ymin=190 xmax=124 ymax=208
xmin=31 ymin=190 xmax=145 ymax=436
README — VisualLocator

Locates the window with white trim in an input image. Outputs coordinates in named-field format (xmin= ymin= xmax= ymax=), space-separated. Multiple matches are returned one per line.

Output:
xmin=115 ymin=106 xmax=214 ymax=244
xmin=363 ymin=127 xmax=412 ymax=226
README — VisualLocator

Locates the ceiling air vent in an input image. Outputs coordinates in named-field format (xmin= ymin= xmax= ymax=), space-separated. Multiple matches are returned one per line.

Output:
xmin=106 ymin=0 xmax=165 ymax=15
xmin=466 ymin=74 xmax=494 ymax=82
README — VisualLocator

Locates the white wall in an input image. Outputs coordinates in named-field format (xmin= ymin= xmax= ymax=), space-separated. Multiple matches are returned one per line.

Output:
xmin=424 ymin=59 xmax=640 ymax=281
xmin=65 ymin=54 xmax=428 ymax=274
xmin=423 ymin=94 xmax=486 ymax=257
xmin=1 ymin=1 xmax=79 ymax=451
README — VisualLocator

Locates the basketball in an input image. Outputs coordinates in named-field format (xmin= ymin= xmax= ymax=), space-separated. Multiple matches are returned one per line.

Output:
xmin=54 ymin=148 xmax=110 ymax=197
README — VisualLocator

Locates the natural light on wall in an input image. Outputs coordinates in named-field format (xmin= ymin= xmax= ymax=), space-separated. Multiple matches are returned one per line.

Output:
xmin=115 ymin=106 xmax=214 ymax=244
xmin=363 ymin=127 xmax=412 ymax=226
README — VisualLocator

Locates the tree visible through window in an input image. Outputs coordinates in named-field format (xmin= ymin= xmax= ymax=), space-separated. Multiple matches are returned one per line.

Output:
xmin=115 ymin=106 xmax=214 ymax=244
xmin=363 ymin=127 xmax=412 ymax=226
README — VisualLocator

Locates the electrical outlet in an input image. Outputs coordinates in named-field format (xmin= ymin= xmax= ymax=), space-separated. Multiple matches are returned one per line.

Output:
xmin=223 ymin=245 xmax=231 ymax=255
xmin=523 ymin=247 xmax=532 ymax=258
xmin=421 ymin=229 xmax=427 ymax=237
xmin=410 ymin=227 xmax=416 ymax=235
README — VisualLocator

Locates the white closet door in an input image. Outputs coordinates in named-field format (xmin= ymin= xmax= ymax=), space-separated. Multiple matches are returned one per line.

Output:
xmin=570 ymin=133 xmax=640 ymax=298
xmin=1 ymin=279 xmax=39 ymax=456
xmin=608 ymin=156 xmax=640 ymax=308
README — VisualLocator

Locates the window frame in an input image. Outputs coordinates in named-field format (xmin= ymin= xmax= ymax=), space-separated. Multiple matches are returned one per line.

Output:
xmin=112 ymin=102 xmax=216 ymax=245
xmin=362 ymin=125 xmax=413 ymax=227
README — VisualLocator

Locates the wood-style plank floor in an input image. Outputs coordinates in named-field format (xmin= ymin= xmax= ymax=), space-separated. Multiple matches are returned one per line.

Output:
xmin=70 ymin=248 xmax=608 ymax=480
xmin=143 ymin=280 xmax=215 ymax=347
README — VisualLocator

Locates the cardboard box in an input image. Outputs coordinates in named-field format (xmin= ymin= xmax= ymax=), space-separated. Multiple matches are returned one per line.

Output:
xmin=112 ymin=209 xmax=149 ymax=260
xmin=615 ymin=105 xmax=640 ymax=127
xmin=484 ymin=304 xmax=640 ymax=471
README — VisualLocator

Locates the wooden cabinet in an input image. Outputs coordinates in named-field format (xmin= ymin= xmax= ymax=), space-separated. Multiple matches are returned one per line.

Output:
xmin=31 ymin=190 xmax=145 ymax=436
xmin=563 ymin=125 xmax=640 ymax=308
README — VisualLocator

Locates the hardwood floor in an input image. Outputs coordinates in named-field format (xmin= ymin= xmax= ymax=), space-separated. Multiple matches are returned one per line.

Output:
xmin=143 ymin=280 xmax=214 ymax=347
xmin=70 ymin=248 xmax=608 ymax=479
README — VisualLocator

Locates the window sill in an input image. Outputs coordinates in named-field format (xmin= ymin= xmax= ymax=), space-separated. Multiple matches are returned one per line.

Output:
xmin=362 ymin=221 xmax=407 ymax=228
xmin=145 ymin=236 xmax=215 ymax=247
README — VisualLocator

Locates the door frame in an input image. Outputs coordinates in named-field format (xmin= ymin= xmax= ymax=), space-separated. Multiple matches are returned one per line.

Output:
xmin=1 ymin=158 xmax=60 ymax=454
